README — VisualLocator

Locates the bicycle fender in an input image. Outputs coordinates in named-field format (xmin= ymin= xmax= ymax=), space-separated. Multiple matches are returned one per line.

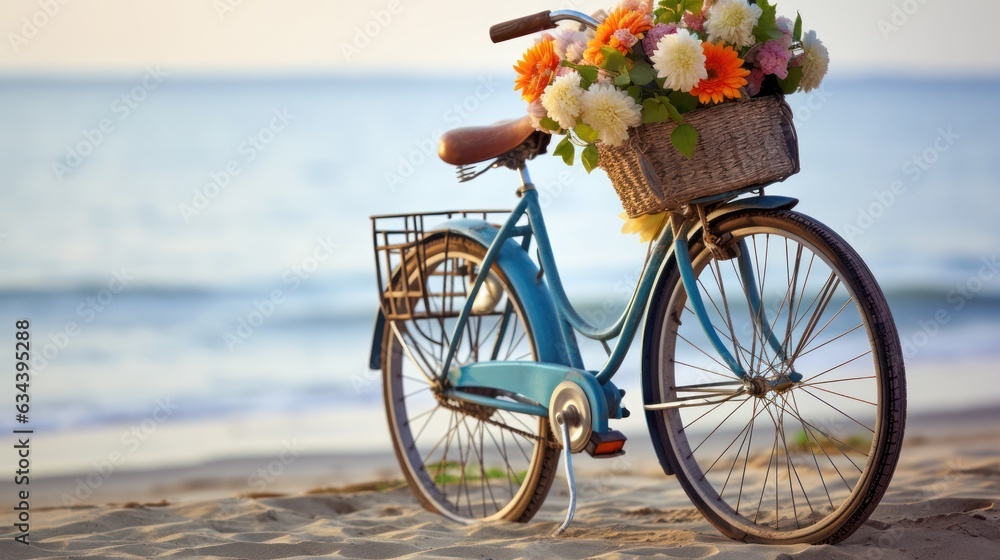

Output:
xmin=640 ymin=195 xmax=798 ymax=476
xmin=368 ymin=219 xmax=575 ymax=370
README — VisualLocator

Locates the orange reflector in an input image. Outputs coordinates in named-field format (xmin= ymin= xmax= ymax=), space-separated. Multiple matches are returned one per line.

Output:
xmin=586 ymin=430 xmax=627 ymax=458
xmin=593 ymin=440 xmax=625 ymax=455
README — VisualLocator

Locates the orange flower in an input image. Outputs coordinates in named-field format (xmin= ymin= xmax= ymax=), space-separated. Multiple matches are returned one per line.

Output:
xmin=691 ymin=41 xmax=751 ymax=104
xmin=514 ymin=36 xmax=560 ymax=103
xmin=583 ymin=7 xmax=653 ymax=66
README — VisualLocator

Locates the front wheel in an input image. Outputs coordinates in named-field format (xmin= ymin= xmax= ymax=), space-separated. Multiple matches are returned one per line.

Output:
xmin=644 ymin=209 xmax=906 ymax=544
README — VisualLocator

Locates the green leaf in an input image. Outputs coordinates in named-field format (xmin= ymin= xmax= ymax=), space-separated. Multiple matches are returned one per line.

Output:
xmin=629 ymin=62 xmax=657 ymax=86
xmin=540 ymin=116 xmax=562 ymax=132
xmin=574 ymin=123 xmax=600 ymax=143
xmin=657 ymin=96 xmax=682 ymax=123
xmin=657 ymin=0 xmax=703 ymax=24
xmin=793 ymin=12 xmax=803 ymax=42
xmin=626 ymin=85 xmax=643 ymax=102
xmin=685 ymin=0 xmax=704 ymax=14
xmin=599 ymin=47 xmax=628 ymax=72
xmin=642 ymin=98 xmax=670 ymax=124
xmin=581 ymin=143 xmax=600 ymax=173
xmin=667 ymin=91 xmax=699 ymax=114
xmin=670 ymin=124 xmax=698 ymax=159
xmin=614 ymin=71 xmax=631 ymax=88
xmin=553 ymin=136 xmax=575 ymax=166
xmin=753 ymin=0 xmax=782 ymax=42
xmin=562 ymin=60 xmax=599 ymax=84
xmin=778 ymin=66 xmax=804 ymax=94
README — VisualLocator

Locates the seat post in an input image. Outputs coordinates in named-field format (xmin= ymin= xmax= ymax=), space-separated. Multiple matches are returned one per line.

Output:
xmin=516 ymin=162 xmax=535 ymax=196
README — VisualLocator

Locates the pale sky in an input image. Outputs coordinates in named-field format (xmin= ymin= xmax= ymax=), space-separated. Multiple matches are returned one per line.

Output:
xmin=1 ymin=0 xmax=997 ymax=76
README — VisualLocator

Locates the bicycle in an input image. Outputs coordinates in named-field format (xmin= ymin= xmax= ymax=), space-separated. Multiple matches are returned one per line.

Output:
xmin=369 ymin=9 xmax=906 ymax=545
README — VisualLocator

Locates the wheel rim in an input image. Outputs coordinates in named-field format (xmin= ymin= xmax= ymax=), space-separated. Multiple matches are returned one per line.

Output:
xmin=657 ymin=223 xmax=889 ymax=540
xmin=384 ymin=240 xmax=552 ymax=522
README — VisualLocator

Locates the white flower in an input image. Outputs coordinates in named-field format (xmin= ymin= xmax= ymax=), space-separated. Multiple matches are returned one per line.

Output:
xmin=581 ymin=83 xmax=642 ymax=147
xmin=799 ymin=30 xmax=829 ymax=93
xmin=776 ymin=15 xmax=794 ymax=37
xmin=650 ymin=28 xmax=707 ymax=93
xmin=705 ymin=0 xmax=762 ymax=48
xmin=565 ymin=41 xmax=587 ymax=64
xmin=541 ymin=71 xmax=585 ymax=130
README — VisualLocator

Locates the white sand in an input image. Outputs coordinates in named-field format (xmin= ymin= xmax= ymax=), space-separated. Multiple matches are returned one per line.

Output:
xmin=2 ymin=407 xmax=999 ymax=558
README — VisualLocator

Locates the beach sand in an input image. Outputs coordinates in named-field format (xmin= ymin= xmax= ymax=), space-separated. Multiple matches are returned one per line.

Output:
xmin=1 ymin=408 xmax=999 ymax=559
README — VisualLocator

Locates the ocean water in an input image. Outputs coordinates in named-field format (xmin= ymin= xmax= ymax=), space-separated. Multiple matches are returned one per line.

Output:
xmin=1 ymin=75 xmax=999 ymax=471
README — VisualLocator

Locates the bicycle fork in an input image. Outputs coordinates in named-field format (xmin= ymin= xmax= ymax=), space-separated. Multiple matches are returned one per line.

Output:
xmin=645 ymin=212 xmax=802 ymax=414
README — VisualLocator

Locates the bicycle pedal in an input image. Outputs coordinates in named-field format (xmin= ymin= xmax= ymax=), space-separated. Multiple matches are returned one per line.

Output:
xmin=585 ymin=430 xmax=627 ymax=458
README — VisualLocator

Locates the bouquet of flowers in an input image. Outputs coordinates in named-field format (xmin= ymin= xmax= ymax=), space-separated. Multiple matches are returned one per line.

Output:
xmin=513 ymin=0 xmax=829 ymax=172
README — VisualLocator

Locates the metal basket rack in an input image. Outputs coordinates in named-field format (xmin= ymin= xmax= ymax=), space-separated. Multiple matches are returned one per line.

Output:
xmin=371 ymin=210 xmax=510 ymax=321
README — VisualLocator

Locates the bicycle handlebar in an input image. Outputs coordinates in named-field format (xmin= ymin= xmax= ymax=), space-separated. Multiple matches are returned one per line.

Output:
xmin=490 ymin=11 xmax=556 ymax=43
xmin=489 ymin=10 xmax=600 ymax=43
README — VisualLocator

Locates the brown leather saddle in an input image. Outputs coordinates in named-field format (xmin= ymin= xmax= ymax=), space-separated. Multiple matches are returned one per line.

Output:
xmin=438 ymin=116 xmax=549 ymax=168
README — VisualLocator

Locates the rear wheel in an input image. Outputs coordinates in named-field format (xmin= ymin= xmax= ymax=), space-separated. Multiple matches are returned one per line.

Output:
xmin=381 ymin=234 xmax=559 ymax=523
xmin=645 ymin=209 xmax=906 ymax=544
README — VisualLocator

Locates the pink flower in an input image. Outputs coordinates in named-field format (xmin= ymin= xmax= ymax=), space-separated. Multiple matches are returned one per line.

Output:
xmin=683 ymin=11 xmax=705 ymax=32
xmin=526 ymin=99 xmax=549 ymax=132
xmin=620 ymin=0 xmax=651 ymax=12
xmin=746 ymin=67 xmax=765 ymax=96
xmin=756 ymin=39 xmax=791 ymax=79
xmin=612 ymin=28 xmax=640 ymax=50
xmin=642 ymin=23 xmax=677 ymax=57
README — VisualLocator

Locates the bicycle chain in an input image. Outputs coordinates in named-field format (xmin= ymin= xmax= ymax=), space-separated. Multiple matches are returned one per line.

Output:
xmin=436 ymin=398 xmax=562 ymax=450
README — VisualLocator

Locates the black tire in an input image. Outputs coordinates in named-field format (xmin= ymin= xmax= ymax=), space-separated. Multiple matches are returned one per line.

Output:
xmin=381 ymin=234 xmax=559 ymax=523
xmin=644 ymin=209 xmax=906 ymax=544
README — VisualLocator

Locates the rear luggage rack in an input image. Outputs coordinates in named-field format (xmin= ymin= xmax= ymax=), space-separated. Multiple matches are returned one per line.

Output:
xmin=371 ymin=210 xmax=510 ymax=320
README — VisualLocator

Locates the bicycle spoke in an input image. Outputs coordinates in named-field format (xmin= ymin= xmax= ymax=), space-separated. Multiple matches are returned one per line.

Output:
xmin=410 ymin=405 xmax=441 ymax=445
xmin=484 ymin=300 xmax=511 ymax=360
xmin=699 ymin=397 xmax=766 ymax=475
xmin=674 ymin=357 xmax=739 ymax=381
xmin=789 ymin=390 xmax=834 ymax=509
xmin=806 ymin=385 xmax=877 ymax=407
xmin=753 ymin=418 xmax=780 ymax=524
xmin=802 ymin=350 xmax=873 ymax=384
xmin=778 ymin=403 xmax=867 ymax=474
xmin=796 ymin=322 xmax=864 ymax=359
xmin=483 ymin=422 xmax=520 ymax=497
xmin=800 ymin=375 xmax=875 ymax=388
xmin=798 ymin=387 xmax=875 ymax=435
xmin=700 ymin=267 xmax=744 ymax=370
xmin=718 ymin=399 xmax=759 ymax=499
xmin=498 ymin=411 xmax=534 ymax=463
xmin=792 ymin=272 xmax=840 ymax=362
xmin=692 ymin=397 xmax=754 ymax=461
xmin=676 ymin=331 xmax=735 ymax=373
xmin=797 ymin=299 xmax=852 ymax=359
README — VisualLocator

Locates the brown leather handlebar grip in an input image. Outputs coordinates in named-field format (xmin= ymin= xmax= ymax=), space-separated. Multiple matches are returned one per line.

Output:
xmin=489 ymin=11 xmax=556 ymax=43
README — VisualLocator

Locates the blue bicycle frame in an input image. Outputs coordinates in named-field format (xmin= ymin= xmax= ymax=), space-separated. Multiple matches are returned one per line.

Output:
xmin=398 ymin=165 xmax=800 ymax=439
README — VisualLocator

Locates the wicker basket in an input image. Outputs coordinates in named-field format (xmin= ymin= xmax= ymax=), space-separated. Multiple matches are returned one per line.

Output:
xmin=598 ymin=94 xmax=800 ymax=218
